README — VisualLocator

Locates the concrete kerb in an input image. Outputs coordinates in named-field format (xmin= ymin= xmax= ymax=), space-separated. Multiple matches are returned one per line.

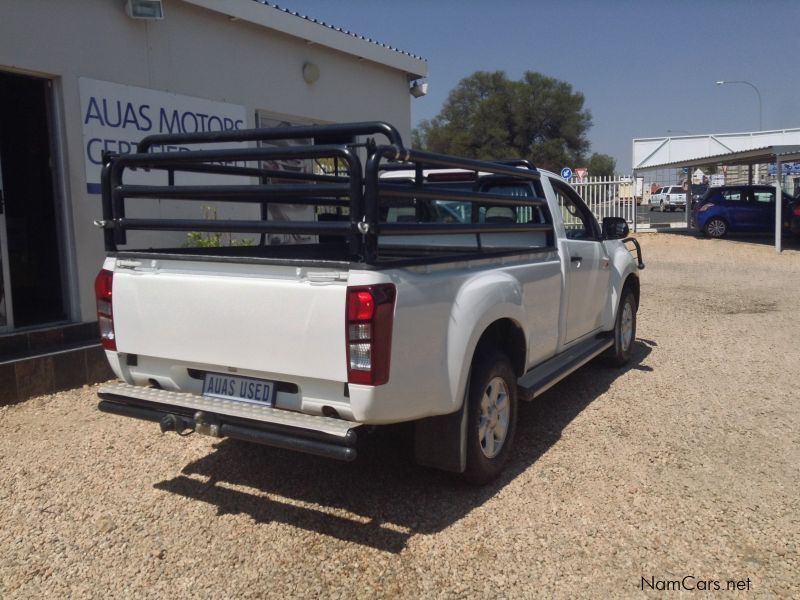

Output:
xmin=635 ymin=224 xmax=690 ymax=233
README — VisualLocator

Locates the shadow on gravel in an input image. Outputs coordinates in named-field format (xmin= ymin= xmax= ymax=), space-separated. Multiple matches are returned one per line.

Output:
xmin=155 ymin=341 xmax=652 ymax=553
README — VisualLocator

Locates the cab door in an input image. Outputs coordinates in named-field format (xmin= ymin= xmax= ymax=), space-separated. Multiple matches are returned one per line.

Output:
xmin=548 ymin=179 xmax=611 ymax=345
xmin=718 ymin=188 xmax=751 ymax=229
xmin=748 ymin=188 xmax=775 ymax=232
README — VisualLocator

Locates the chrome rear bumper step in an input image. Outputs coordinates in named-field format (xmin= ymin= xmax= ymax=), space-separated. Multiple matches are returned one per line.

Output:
xmin=97 ymin=382 xmax=361 ymax=461
xmin=98 ymin=382 xmax=359 ymax=438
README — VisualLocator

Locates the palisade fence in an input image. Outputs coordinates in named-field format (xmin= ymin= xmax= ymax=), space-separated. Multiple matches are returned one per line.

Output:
xmin=569 ymin=175 xmax=638 ymax=228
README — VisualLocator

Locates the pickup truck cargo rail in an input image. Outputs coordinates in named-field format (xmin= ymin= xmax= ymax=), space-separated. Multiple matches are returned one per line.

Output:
xmin=98 ymin=121 xmax=552 ymax=264
xmin=135 ymin=120 xmax=405 ymax=153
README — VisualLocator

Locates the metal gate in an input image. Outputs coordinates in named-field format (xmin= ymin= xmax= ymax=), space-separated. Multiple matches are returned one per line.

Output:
xmin=569 ymin=175 xmax=639 ymax=229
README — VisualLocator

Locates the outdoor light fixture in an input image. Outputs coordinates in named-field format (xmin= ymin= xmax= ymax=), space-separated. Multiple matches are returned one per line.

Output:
xmin=302 ymin=62 xmax=320 ymax=84
xmin=715 ymin=80 xmax=762 ymax=131
xmin=125 ymin=0 xmax=164 ymax=20
xmin=410 ymin=81 xmax=428 ymax=98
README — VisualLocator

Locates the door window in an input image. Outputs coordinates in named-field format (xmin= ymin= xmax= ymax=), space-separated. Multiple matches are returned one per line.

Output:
xmin=551 ymin=181 xmax=598 ymax=240
xmin=751 ymin=190 xmax=774 ymax=205
xmin=719 ymin=190 xmax=743 ymax=203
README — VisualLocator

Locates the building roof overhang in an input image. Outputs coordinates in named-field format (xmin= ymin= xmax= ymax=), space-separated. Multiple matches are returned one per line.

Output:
xmin=634 ymin=145 xmax=800 ymax=171
xmin=632 ymin=128 xmax=800 ymax=170
xmin=181 ymin=0 xmax=428 ymax=79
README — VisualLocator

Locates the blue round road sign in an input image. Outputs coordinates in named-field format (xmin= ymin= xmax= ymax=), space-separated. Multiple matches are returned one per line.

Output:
xmin=560 ymin=167 xmax=573 ymax=179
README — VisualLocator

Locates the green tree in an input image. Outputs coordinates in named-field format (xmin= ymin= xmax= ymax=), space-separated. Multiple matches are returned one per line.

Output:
xmin=413 ymin=71 xmax=593 ymax=172
xmin=586 ymin=153 xmax=616 ymax=178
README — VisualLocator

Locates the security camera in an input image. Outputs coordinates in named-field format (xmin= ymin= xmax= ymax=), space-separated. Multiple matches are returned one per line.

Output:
xmin=410 ymin=81 xmax=428 ymax=98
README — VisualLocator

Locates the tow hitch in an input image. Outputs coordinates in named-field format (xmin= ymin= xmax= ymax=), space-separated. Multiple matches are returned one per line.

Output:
xmin=159 ymin=413 xmax=186 ymax=434
xmin=159 ymin=411 xmax=220 ymax=437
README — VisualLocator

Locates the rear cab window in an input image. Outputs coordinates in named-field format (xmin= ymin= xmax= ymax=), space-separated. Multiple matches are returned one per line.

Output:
xmin=379 ymin=174 xmax=553 ymax=252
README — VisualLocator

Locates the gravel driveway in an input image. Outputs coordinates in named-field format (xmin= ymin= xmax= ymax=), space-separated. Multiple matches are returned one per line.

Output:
xmin=1 ymin=232 xmax=798 ymax=598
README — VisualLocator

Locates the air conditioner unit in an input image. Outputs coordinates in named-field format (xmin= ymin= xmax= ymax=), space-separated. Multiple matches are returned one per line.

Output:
xmin=125 ymin=0 xmax=164 ymax=20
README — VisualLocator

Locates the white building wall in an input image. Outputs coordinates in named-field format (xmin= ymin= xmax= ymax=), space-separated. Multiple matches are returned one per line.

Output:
xmin=0 ymin=0 xmax=417 ymax=322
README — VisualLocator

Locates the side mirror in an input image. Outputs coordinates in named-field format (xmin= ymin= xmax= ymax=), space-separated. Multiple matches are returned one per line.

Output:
xmin=602 ymin=217 xmax=629 ymax=240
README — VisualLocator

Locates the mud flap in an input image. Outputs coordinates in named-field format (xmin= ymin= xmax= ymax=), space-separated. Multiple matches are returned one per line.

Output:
xmin=413 ymin=382 xmax=468 ymax=473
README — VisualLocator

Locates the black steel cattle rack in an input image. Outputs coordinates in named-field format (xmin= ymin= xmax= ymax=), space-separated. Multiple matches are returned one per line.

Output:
xmin=98 ymin=121 xmax=553 ymax=264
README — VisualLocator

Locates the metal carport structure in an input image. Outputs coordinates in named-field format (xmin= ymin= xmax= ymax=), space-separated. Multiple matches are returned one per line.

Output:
xmin=633 ymin=145 xmax=800 ymax=253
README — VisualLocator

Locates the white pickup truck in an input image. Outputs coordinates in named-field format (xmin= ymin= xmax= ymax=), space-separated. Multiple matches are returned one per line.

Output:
xmin=648 ymin=185 xmax=686 ymax=212
xmin=95 ymin=122 xmax=644 ymax=483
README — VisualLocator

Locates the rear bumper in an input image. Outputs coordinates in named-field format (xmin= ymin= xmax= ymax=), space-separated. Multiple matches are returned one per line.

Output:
xmin=97 ymin=382 xmax=360 ymax=461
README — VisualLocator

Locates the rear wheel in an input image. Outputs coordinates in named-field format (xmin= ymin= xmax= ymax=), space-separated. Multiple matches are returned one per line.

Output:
xmin=704 ymin=217 xmax=728 ymax=238
xmin=463 ymin=351 xmax=518 ymax=485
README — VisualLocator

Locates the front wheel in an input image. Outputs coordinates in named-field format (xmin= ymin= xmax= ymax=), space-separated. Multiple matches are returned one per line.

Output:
xmin=604 ymin=287 xmax=637 ymax=366
xmin=704 ymin=217 xmax=728 ymax=238
xmin=659 ymin=201 xmax=666 ymax=212
xmin=463 ymin=351 xmax=518 ymax=485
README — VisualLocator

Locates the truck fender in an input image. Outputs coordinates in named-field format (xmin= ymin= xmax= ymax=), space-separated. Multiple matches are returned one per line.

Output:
xmin=415 ymin=271 xmax=525 ymax=473
xmin=602 ymin=244 xmax=640 ymax=329
xmin=446 ymin=271 xmax=526 ymax=412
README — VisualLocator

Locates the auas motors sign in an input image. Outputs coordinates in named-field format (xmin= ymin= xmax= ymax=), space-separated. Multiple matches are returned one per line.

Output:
xmin=79 ymin=78 xmax=247 ymax=193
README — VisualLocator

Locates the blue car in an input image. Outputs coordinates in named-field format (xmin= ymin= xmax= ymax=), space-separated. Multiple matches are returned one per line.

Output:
xmin=693 ymin=185 xmax=792 ymax=238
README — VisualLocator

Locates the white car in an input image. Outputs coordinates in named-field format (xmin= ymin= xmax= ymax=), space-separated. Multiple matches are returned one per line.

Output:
xmin=94 ymin=122 xmax=644 ymax=484
xmin=649 ymin=186 xmax=686 ymax=212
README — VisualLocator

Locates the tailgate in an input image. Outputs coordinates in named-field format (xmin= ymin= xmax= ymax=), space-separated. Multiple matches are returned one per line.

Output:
xmin=111 ymin=259 xmax=349 ymax=382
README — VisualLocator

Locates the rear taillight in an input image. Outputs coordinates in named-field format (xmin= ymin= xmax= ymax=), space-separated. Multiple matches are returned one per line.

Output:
xmin=95 ymin=269 xmax=116 ymax=351
xmin=346 ymin=284 xmax=396 ymax=385
xmin=793 ymin=205 xmax=800 ymax=217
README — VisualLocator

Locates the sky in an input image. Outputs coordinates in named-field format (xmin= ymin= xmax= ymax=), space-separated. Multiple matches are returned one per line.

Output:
xmin=274 ymin=0 xmax=799 ymax=172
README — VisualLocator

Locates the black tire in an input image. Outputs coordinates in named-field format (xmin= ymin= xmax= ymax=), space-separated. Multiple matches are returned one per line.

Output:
xmin=704 ymin=217 xmax=728 ymax=238
xmin=604 ymin=287 xmax=637 ymax=367
xmin=659 ymin=201 xmax=666 ymax=212
xmin=462 ymin=351 xmax=518 ymax=485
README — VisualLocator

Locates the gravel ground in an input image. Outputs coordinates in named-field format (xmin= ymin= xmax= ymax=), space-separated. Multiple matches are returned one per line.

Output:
xmin=1 ymin=232 xmax=798 ymax=598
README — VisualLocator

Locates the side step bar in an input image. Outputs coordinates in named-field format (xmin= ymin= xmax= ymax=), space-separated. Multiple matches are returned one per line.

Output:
xmin=97 ymin=382 xmax=361 ymax=461
xmin=517 ymin=336 xmax=613 ymax=400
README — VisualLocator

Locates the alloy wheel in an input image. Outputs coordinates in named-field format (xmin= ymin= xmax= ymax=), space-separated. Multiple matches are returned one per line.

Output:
xmin=478 ymin=377 xmax=510 ymax=459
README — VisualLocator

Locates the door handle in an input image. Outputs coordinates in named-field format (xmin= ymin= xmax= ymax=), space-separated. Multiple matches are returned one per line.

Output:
xmin=571 ymin=256 xmax=583 ymax=262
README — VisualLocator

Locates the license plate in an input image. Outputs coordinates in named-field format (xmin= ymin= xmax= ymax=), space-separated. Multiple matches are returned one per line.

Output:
xmin=202 ymin=373 xmax=275 ymax=406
